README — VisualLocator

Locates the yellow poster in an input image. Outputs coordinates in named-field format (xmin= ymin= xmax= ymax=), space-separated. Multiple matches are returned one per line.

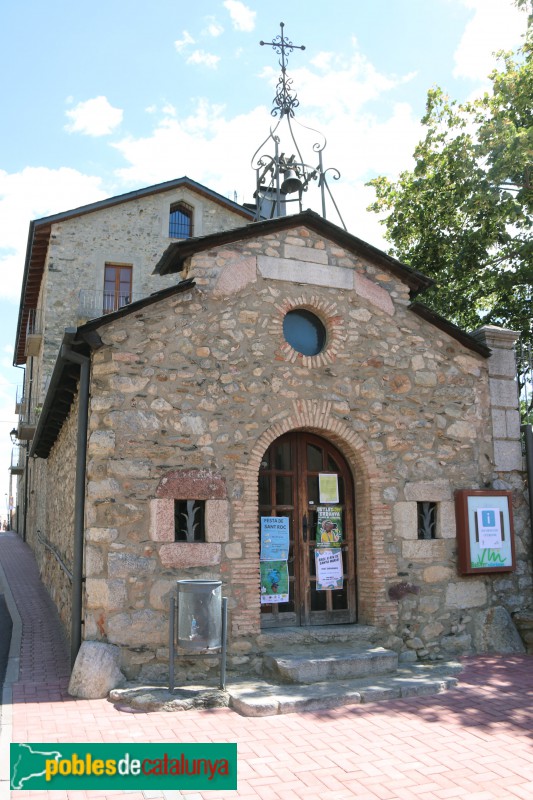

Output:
xmin=318 ymin=473 xmax=339 ymax=504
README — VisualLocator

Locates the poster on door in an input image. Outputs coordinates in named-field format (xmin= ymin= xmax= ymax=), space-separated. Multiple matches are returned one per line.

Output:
xmin=318 ymin=473 xmax=339 ymax=504
xmin=260 ymin=516 xmax=290 ymax=561
xmin=315 ymin=548 xmax=344 ymax=591
xmin=260 ymin=560 xmax=289 ymax=604
xmin=316 ymin=506 xmax=343 ymax=547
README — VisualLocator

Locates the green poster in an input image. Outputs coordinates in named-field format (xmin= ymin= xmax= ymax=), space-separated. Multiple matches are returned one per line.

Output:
xmin=316 ymin=506 xmax=343 ymax=547
xmin=260 ymin=560 xmax=289 ymax=604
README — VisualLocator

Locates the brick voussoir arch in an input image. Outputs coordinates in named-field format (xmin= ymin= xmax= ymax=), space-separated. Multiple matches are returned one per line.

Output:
xmin=233 ymin=400 xmax=398 ymax=633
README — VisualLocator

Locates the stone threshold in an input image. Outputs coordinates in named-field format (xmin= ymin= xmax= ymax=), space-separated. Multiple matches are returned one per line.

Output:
xmin=108 ymin=660 xmax=463 ymax=716
xmin=228 ymin=661 xmax=463 ymax=716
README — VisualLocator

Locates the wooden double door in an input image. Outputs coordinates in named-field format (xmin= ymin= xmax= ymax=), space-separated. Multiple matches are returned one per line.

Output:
xmin=259 ymin=432 xmax=357 ymax=627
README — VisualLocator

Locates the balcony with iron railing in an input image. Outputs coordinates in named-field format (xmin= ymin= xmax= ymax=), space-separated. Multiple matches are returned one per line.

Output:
xmin=9 ymin=446 xmax=25 ymax=475
xmin=17 ymin=404 xmax=42 ymax=441
xmin=25 ymin=308 xmax=43 ymax=356
xmin=15 ymin=385 xmax=26 ymax=415
xmin=78 ymin=290 xmax=144 ymax=321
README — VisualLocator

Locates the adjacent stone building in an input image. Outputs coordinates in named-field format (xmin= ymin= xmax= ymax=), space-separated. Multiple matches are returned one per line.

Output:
xmin=12 ymin=180 xmax=531 ymax=682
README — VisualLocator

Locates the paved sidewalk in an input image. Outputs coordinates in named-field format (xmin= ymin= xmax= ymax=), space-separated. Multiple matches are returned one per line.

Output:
xmin=1 ymin=531 xmax=533 ymax=800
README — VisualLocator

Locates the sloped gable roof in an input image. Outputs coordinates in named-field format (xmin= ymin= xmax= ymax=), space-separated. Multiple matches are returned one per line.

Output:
xmin=155 ymin=208 xmax=434 ymax=295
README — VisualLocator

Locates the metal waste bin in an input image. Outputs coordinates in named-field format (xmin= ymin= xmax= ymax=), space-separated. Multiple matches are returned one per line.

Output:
xmin=176 ymin=579 xmax=222 ymax=652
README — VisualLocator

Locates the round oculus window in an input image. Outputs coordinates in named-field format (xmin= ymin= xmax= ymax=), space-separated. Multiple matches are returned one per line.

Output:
xmin=283 ymin=309 xmax=326 ymax=356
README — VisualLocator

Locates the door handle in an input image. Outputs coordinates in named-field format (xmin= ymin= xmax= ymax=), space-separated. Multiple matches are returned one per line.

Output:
xmin=302 ymin=513 xmax=308 ymax=542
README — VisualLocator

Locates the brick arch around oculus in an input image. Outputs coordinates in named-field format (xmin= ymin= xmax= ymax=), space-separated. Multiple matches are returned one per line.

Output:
xmin=232 ymin=399 xmax=398 ymax=638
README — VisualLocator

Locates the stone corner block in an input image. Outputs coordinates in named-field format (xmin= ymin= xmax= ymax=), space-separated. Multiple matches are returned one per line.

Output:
xmin=68 ymin=641 xmax=125 ymax=699
xmin=88 ymin=429 xmax=116 ymax=456
xmin=489 ymin=378 xmax=520 ymax=410
xmin=493 ymin=440 xmax=524 ymax=472
xmin=213 ymin=256 xmax=257 ymax=298
xmin=355 ymin=273 xmax=394 ymax=316
xmin=437 ymin=501 xmax=456 ymax=539
xmin=473 ymin=606 xmax=526 ymax=654
xmin=393 ymin=502 xmax=417 ymax=540
xmin=205 ymin=499 xmax=230 ymax=542
xmin=150 ymin=498 xmax=175 ymax=542
xmin=283 ymin=243 xmax=328 ymax=265
xmin=445 ymin=581 xmax=487 ymax=609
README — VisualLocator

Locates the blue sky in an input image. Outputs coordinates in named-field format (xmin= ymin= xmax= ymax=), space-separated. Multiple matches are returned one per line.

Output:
xmin=0 ymin=0 xmax=528 ymax=519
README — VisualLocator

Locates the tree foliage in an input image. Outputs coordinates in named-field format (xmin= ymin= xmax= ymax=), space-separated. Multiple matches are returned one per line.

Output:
xmin=367 ymin=31 xmax=532 ymax=410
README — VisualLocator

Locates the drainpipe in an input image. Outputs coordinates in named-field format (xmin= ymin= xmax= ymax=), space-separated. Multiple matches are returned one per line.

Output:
xmin=522 ymin=424 xmax=533 ymax=544
xmin=23 ymin=359 xmax=34 ymax=543
xmin=14 ymin=365 xmax=26 ymax=539
xmin=61 ymin=345 xmax=90 ymax=667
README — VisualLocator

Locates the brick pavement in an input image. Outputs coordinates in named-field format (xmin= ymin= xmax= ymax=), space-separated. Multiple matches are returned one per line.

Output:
xmin=1 ymin=531 xmax=533 ymax=800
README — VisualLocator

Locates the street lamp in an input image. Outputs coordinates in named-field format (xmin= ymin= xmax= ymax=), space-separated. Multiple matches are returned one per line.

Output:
xmin=9 ymin=428 xmax=17 ymax=444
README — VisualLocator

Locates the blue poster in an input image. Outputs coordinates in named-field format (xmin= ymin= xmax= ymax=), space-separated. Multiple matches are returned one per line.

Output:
xmin=260 ymin=516 xmax=290 ymax=561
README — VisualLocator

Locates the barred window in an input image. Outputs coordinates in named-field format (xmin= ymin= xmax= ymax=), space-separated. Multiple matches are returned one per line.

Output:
xmin=169 ymin=202 xmax=193 ymax=239
xmin=417 ymin=502 xmax=437 ymax=539
xmin=174 ymin=500 xmax=205 ymax=542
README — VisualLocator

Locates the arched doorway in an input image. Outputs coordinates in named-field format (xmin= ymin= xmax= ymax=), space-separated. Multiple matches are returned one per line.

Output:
xmin=258 ymin=431 xmax=357 ymax=627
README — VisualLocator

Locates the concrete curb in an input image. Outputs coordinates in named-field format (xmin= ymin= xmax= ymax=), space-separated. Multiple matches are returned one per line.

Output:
xmin=0 ymin=538 xmax=23 ymax=799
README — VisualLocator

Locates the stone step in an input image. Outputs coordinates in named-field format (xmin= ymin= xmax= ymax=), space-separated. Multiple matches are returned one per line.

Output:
xmin=256 ymin=623 xmax=381 ymax=650
xmin=228 ymin=661 xmax=463 ymax=717
xmin=264 ymin=645 xmax=398 ymax=684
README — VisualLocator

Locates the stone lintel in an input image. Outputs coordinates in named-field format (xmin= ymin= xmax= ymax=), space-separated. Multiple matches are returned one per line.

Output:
xmin=156 ymin=469 xmax=227 ymax=499
xmin=258 ymin=255 xmax=353 ymax=290
xmin=404 ymin=480 xmax=452 ymax=502
xmin=159 ymin=542 xmax=221 ymax=568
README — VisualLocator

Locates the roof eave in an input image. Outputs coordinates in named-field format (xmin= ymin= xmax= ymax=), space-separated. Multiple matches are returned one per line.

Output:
xmin=154 ymin=209 xmax=434 ymax=294
xmin=409 ymin=302 xmax=492 ymax=358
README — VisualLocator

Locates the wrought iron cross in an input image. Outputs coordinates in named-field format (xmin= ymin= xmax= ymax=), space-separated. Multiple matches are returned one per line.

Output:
xmin=260 ymin=22 xmax=306 ymax=118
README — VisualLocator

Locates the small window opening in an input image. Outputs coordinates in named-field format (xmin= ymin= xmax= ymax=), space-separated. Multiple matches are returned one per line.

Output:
xmin=174 ymin=500 xmax=205 ymax=542
xmin=417 ymin=502 xmax=437 ymax=539
xmin=169 ymin=202 xmax=193 ymax=239
xmin=283 ymin=309 xmax=326 ymax=356
xmin=103 ymin=263 xmax=132 ymax=313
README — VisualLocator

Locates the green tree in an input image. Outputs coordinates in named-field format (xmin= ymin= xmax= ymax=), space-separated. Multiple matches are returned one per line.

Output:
xmin=367 ymin=25 xmax=532 ymax=414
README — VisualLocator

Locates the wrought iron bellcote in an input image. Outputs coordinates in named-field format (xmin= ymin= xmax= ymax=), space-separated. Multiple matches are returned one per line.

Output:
xmin=260 ymin=21 xmax=305 ymax=119
xmin=253 ymin=22 xmax=346 ymax=229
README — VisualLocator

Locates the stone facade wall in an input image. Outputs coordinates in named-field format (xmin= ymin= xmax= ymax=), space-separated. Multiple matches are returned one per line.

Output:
xmin=33 ymin=187 xmax=249 ymax=409
xmin=17 ymin=186 xmax=250 ymax=601
xmin=32 ymin=393 xmax=80 ymax=637
xmin=68 ymin=224 xmax=531 ymax=680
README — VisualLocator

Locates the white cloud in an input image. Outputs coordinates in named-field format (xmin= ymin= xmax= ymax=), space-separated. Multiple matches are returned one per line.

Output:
xmin=175 ymin=30 xmax=195 ymax=52
xmin=453 ymin=0 xmax=525 ymax=81
xmin=111 ymin=43 xmax=422 ymax=251
xmin=65 ymin=96 xmax=123 ymax=137
xmin=186 ymin=50 xmax=221 ymax=69
xmin=223 ymin=0 xmax=256 ymax=32
xmin=203 ymin=17 xmax=224 ymax=37
xmin=0 ymin=167 xmax=106 ymax=300
xmin=261 ymin=44 xmax=416 ymax=120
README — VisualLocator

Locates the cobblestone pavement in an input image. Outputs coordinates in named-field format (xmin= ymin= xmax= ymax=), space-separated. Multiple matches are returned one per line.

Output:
xmin=1 ymin=531 xmax=533 ymax=800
